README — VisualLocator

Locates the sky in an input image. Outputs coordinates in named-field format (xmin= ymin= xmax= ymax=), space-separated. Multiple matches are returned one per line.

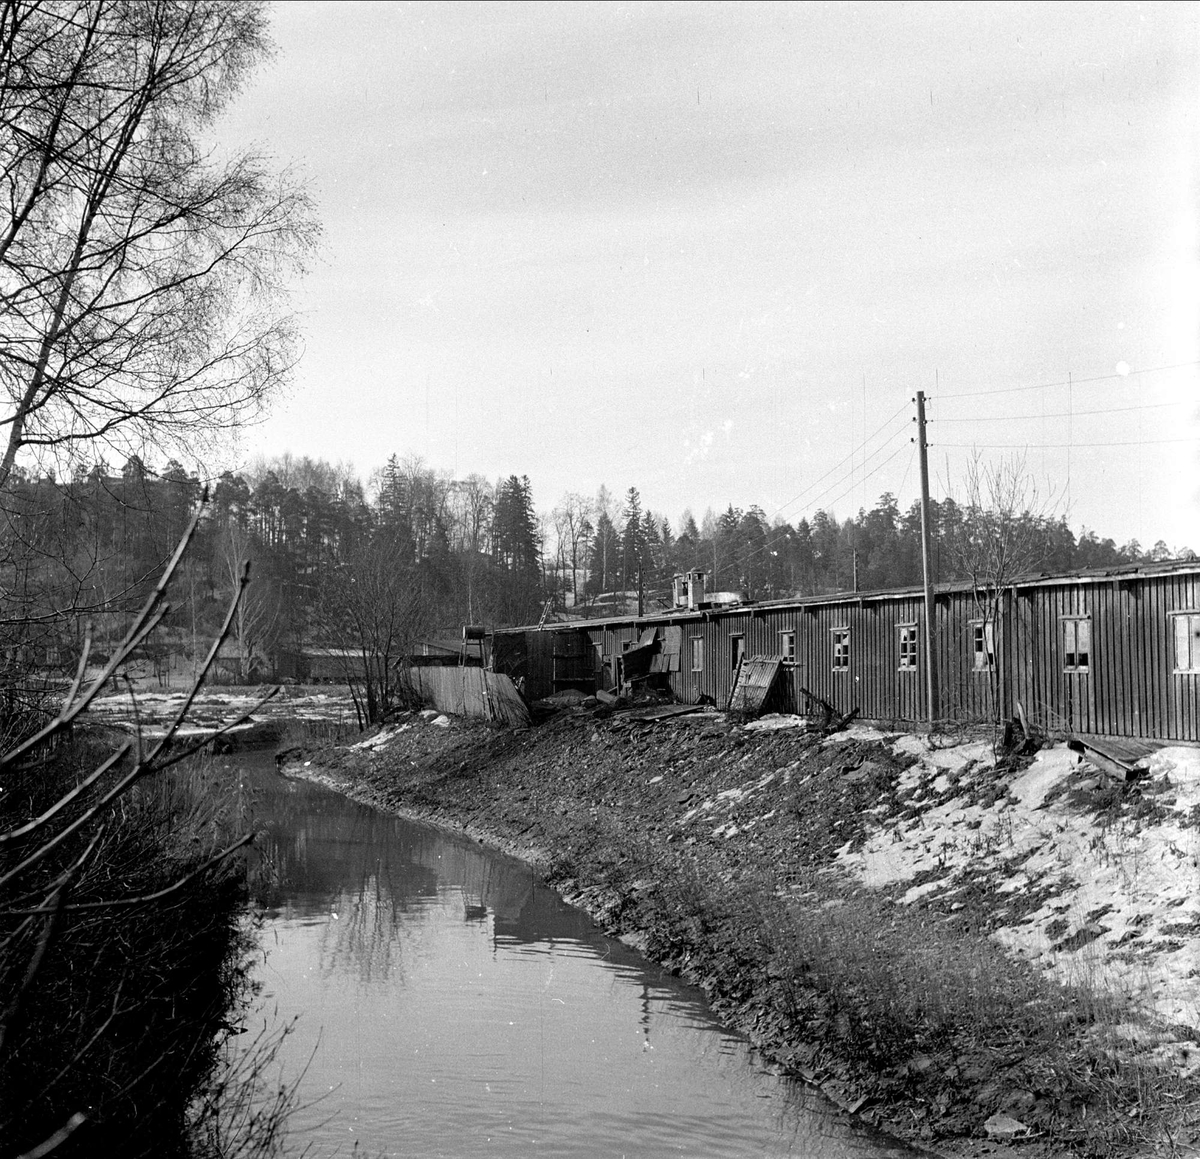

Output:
xmin=218 ymin=0 xmax=1199 ymax=551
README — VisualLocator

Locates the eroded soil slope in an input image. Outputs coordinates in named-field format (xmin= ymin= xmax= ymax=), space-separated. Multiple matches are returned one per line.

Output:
xmin=284 ymin=707 xmax=1200 ymax=1158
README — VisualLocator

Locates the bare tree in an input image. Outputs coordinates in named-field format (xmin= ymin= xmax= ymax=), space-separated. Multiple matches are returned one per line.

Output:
xmin=219 ymin=520 xmax=277 ymax=682
xmin=445 ymin=474 xmax=493 ymax=623
xmin=0 ymin=1 xmax=317 ymax=489
xmin=552 ymin=492 xmax=593 ymax=608
xmin=316 ymin=532 xmax=426 ymax=727
xmin=0 ymin=502 xmax=278 ymax=1154
xmin=950 ymin=452 xmax=1059 ymax=740
xmin=448 ymin=474 xmax=494 ymax=555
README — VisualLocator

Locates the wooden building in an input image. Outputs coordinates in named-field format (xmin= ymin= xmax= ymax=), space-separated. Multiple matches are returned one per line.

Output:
xmin=492 ymin=560 xmax=1200 ymax=741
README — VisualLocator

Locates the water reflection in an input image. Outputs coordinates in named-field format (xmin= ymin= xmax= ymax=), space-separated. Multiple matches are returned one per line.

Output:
xmin=238 ymin=753 xmax=916 ymax=1158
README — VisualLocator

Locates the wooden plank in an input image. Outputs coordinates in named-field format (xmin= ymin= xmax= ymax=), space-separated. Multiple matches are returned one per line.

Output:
xmin=1075 ymin=735 xmax=1163 ymax=766
xmin=625 ymin=703 xmax=704 ymax=723
xmin=727 ymin=655 xmax=781 ymax=715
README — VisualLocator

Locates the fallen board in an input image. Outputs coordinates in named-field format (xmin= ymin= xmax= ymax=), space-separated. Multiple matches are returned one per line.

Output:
xmin=727 ymin=655 xmax=782 ymax=716
xmin=1068 ymin=735 xmax=1163 ymax=782
xmin=1074 ymin=735 xmax=1165 ymax=768
xmin=624 ymin=703 xmax=705 ymax=723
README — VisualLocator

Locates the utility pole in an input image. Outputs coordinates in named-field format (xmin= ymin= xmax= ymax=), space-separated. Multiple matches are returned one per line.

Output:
xmin=915 ymin=391 xmax=938 ymax=729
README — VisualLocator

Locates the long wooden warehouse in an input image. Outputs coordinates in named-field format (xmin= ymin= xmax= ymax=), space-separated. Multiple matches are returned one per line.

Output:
xmin=492 ymin=560 xmax=1200 ymax=741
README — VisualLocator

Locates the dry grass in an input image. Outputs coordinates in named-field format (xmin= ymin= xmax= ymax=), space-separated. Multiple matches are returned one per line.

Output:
xmin=0 ymin=736 xmax=293 ymax=1158
xmin=539 ymin=808 xmax=1191 ymax=1155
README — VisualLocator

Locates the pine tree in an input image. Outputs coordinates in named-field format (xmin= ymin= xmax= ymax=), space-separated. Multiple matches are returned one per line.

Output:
xmin=492 ymin=475 xmax=540 ymax=579
xmin=620 ymin=487 xmax=645 ymax=588
xmin=641 ymin=510 xmax=663 ymax=591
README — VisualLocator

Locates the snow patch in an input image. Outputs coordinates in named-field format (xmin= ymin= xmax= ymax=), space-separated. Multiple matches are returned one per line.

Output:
xmin=839 ymin=737 xmax=1200 ymax=1028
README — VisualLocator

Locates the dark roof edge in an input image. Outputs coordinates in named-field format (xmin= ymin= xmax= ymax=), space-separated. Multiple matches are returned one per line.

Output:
xmin=492 ymin=558 xmax=1200 ymax=635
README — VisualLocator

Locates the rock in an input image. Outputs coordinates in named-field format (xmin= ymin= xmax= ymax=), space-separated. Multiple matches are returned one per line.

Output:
xmin=984 ymin=1113 xmax=1031 ymax=1139
xmin=906 ymin=1053 xmax=934 ymax=1075
xmin=431 ymin=714 xmax=451 ymax=728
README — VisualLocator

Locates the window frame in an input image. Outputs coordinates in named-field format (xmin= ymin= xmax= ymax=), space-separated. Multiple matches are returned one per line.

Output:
xmin=1172 ymin=611 xmax=1200 ymax=674
xmin=779 ymin=629 xmax=796 ymax=666
xmin=730 ymin=633 xmax=745 ymax=671
xmin=690 ymin=635 xmax=704 ymax=674
xmin=971 ymin=620 xmax=996 ymax=673
xmin=897 ymin=623 xmax=919 ymax=671
xmin=1061 ymin=616 xmax=1091 ymax=674
xmin=831 ymin=627 xmax=850 ymax=672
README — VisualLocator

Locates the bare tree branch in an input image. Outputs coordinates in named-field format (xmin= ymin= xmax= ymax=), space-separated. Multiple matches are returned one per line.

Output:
xmin=0 ymin=1 xmax=318 ymax=487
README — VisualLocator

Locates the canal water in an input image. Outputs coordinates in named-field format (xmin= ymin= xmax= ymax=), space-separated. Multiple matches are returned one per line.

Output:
xmin=238 ymin=751 xmax=916 ymax=1158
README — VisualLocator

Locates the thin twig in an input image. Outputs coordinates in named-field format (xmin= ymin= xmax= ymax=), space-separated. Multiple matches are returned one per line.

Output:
xmin=13 ymin=1113 xmax=87 ymax=1159
xmin=3 ymin=832 xmax=255 ymax=915
xmin=0 ymin=827 xmax=103 ymax=1057
xmin=0 ymin=743 xmax=129 ymax=846
xmin=144 ymin=559 xmax=251 ymax=765
xmin=0 ymin=495 xmax=205 ymax=774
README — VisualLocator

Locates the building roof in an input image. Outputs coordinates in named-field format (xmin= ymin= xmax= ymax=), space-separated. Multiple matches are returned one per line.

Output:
xmin=493 ymin=558 xmax=1200 ymax=635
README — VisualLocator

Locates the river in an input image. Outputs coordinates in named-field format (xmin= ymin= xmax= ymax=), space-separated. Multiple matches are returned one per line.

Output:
xmin=236 ymin=750 xmax=917 ymax=1158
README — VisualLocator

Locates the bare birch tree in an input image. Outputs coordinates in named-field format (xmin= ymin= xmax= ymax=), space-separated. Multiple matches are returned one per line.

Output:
xmin=552 ymin=492 xmax=593 ymax=608
xmin=219 ymin=519 xmax=276 ymax=682
xmin=0 ymin=0 xmax=317 ymax=488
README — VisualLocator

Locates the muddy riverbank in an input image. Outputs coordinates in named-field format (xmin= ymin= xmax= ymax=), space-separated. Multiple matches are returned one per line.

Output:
xmin=281 ymin=707 xmax=1200 ymax=1158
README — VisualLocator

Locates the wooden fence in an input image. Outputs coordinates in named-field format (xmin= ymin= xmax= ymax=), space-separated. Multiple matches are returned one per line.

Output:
xmin=402 ymin=666 xmax=530 ymax=727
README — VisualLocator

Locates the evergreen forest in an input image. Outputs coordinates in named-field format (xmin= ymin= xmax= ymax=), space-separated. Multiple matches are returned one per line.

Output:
xmin=3 ymin=450 xmax=1190 ymax=694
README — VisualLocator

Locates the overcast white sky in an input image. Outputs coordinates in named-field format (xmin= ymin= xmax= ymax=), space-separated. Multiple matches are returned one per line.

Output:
xmin=220 ymin=1 xmax=1199 ymax=550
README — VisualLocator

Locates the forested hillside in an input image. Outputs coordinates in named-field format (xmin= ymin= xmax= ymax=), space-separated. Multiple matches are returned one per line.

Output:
xmin=2 ymin=450 xmax=1188 ymax=689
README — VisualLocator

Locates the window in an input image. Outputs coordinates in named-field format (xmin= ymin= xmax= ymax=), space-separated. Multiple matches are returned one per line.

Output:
xmin=779 ymin=630 xmax=796 ymax=665
xmin=690 ymin=636 xmax=704 ymax=673
xmin=731 ymin=634 xmax=745 ymax=671
xmin=972 ymin=621 xmax=995 ymax=672
xmin=1062 ymin=617 xmax=1091 ymax=673
xmin=832 ymin=628 xmax=849 ymax=671
xmin=898 ymin=625 xmax=918 ymax=670
xmin=1173 ymin=613 xmax=1200 ymax=673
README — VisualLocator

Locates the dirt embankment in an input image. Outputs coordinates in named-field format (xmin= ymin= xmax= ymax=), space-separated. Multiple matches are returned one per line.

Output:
xmin=282 ymin=707 xmax=1200 ymax=1159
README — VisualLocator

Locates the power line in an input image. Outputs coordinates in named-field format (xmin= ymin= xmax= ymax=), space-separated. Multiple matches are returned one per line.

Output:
xmin=813 ymin=442 xmax=911 ymax=517
xmin=896 ymin=442 xmax=917 ymax=498
xmin=933 ymin=399 xmax=1184 ymax=423
xmin=776 ymin=421 xmax=911 ymax=523
xmin=936 ymin=436 xmax=1196 ymax=449
xmin=931 ymin=359 xmax=1200 ymax=401
xmin=731 ymin=437 xmax=913 ymax=578
xmin=766 ymin=400 xmax=909 ymax=524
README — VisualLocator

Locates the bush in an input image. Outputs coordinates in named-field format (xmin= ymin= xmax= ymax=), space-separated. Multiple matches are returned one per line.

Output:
xmin=0 ymin=738 xmax=256 ymax=1158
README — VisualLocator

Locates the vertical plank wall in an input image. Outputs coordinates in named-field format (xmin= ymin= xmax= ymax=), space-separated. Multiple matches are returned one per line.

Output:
xmin=501 ymin=567 xmax=1199 ymax=740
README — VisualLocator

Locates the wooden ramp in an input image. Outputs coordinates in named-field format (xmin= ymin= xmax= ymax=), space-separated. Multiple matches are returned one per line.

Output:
xmin=727 ymin=655 xmax=781 ymax=716
xmin=1068 ymin=735 xmax=1165 ymax=781
xmin=404 ymin=667 xmax=530 ymax=727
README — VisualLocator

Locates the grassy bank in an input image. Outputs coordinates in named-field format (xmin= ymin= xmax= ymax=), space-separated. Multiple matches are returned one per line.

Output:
xmin=0 ymin=729 xmax=270 ymax=1159
xmin=289 ymin=709 xmax=1200 ymax=1158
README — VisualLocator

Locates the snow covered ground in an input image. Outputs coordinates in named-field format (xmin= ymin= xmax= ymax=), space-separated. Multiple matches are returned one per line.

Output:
xmin=836 ymin=726 xmax=1200 ymax=1040
xmin=83 ymin=686 xmax=358 ymax=735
